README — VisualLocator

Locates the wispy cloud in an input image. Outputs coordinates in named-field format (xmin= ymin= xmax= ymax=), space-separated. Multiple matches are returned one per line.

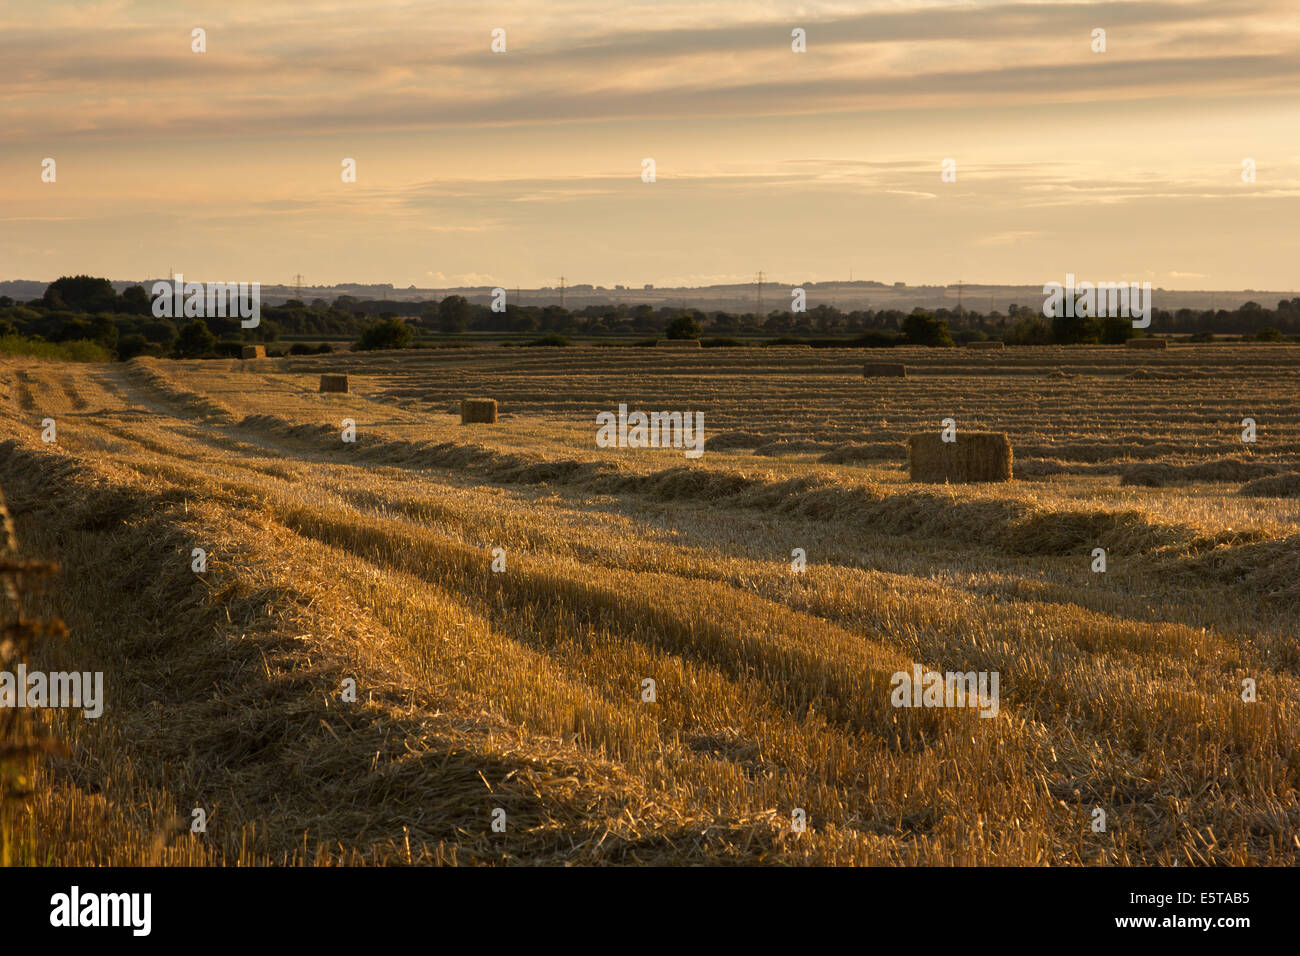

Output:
xmin=3 ymin=0 xmax=1298 ymax=288
xmin=4 ymin=0 xmax=1299 ymax=140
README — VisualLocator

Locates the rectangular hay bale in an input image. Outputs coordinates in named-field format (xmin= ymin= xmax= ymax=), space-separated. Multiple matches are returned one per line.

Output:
xmin=319 ymin=373 xmax=350 ymax=393
xmin=241 ymin=345 xmax=266 ymax=359
xmin=1125 ymin=338 xmax=1168 ymax=349
xmin=964 ymin=341 xmax=1005 ymax=350
xmin=461 ymin=398 xmax=498 ymax=423
xmin=658 ymin=339 xmax=702 ymax=348
xmin=908 ymin=431 xmax=1013 ymax=483
xmin=863 ymin=363 xmax=908 ymax=378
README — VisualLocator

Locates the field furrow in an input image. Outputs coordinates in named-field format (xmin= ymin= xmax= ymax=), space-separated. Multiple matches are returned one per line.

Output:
xmin=2 ymin=347 xmax=1297 ymax=865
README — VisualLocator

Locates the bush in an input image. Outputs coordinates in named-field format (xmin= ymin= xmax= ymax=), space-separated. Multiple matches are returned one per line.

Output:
xmin=355 ymin=317 xmax=413 ymax=351
xmin=524 ymin=334 xmax=571 ymax=347
xmin=175 ymin=320 xmax=218 ymax=358
xmin=1050 ymin=312 xmax=1100 ymax=345
xmin=116 ymin=333 xmax=154 ymax=360
xmin=902 ymin=312 xmax=955 ymax=347
xmin=848 ymin=330 xmax=904 ymax=348
xmin=1098 ymin=315 xmax=1133 ymax=345
xmin=0 ymin=335 xmax=111 ymax=362
xmin=665 ymin=315 xmax=701 ymax=340
xmin=1004 ymin=318 xmax=1052 ymax=346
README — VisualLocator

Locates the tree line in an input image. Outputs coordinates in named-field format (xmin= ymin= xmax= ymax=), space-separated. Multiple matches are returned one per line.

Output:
xmin=3 ymin=275 xmax=1299 ymax=360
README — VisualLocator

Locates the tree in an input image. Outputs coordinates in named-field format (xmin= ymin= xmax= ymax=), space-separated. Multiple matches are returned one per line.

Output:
xmin=418 ymin=301 xmax=441 ymax=329
xmin=539 ymin=306 xmax=572 ymax=333
xmin=43 ymin=276 xmax=118 ymax=314
xmin=763 ymin=312 xmax=792 ymax=333
xmin=630 ymin=305 xmax=655 ymax=331
xmin=507 ymin=306 xmax=538 ymax=334
xmin=1050 ymin=311 xmax=1100 ymax=344
xmin=90 ymin=314 xmax=119 ymax=354
xmin=119 ymin=285 xmax=152 ymax=316
xmin=902 ymin=311 xmax=954 ymax=347
xmin=1098 ymin=315 xmax=1132 ymax=345
xmin=1240 ymin=301 xmax=1267 ymax=332
xmin=438 ymin=295 xmax=471 ymax=333
xmin=1005 ymin=317 xmax=1052 ymax=345
xmin=142 ymin=319 xmax=179 ymax=351
xmin=356 ymin=316 xmax=413 ymax=351
xmin=666 ymin=314 xmax=701 ymax=339
xmin=176 ymin=320 xmax=217 ymax=358
xmin=712 ymin=312 xmax=739 ymax=333
xmin=117 ymin=333 xmax=152 ymax=360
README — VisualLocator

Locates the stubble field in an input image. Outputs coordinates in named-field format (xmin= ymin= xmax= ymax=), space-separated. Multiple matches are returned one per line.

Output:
xmin=1 ymin=344 xmax=1298 ymax=865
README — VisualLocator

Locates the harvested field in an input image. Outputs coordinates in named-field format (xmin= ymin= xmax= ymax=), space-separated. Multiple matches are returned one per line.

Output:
xmin=2 ymin=344 xmax=1299 ymax=866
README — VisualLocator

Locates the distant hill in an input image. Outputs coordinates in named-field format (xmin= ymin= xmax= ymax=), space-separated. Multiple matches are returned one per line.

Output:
xmin=1 ymin=278 xmax=1291 ymax=313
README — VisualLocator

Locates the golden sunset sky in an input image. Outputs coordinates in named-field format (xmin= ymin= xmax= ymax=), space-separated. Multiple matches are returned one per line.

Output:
xmin=3 ymin=0 xmax=1299 ymax=289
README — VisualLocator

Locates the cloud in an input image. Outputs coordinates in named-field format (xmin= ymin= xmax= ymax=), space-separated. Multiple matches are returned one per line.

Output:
xmin=977 ymin=230 xmax=1046 ymax=246
xmin=5 ymin=0 xmax=1300 ymax=141
xmin=426 ymin=271 xmax=499 ymax=285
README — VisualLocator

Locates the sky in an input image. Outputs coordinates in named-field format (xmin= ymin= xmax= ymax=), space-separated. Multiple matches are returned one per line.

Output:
xmin=2 ymin=0 xmax=1299 ymax=291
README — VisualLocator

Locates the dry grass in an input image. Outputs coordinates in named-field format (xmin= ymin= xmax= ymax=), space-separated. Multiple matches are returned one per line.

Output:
xmin=0 ymin=490 xmax=67 ymax=866
xmin=1240 ymin=472 xmax=1300 ymax=498
xmin=1 ymin=345 xmax=1298 ymax=866
xmin=1121 ymin=459 xmax=1280 ymax=487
